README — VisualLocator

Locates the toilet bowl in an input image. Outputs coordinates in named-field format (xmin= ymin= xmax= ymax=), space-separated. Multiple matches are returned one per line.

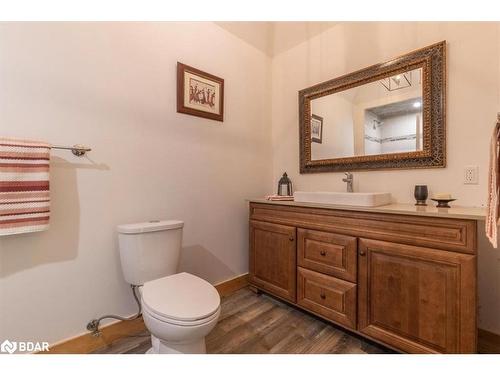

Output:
xmin=141 ymin=272 xmax=221 ymax=354
xmin=117 ymin=220 xmax=221 ymax=354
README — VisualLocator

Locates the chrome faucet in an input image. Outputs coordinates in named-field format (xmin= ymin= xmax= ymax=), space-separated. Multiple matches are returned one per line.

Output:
xmin=342 ymin=172 xmax=354 ymax=192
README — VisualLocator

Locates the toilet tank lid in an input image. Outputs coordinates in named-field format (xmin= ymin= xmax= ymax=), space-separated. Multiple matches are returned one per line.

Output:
xmin=117 ymin=220 xmax=184 ymax=234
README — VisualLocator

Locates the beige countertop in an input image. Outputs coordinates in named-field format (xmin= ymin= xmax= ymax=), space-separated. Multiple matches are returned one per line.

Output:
xmin=248 ymin=198 xmax=486 ymax=221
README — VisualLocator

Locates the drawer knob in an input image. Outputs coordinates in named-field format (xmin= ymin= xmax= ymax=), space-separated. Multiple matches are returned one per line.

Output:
xmin=359 ymin=250 xmax=366 ymax=256
xmin=320 ymin=250 xmax=327 ymax=256
xmin=320 ymin=292 xmax=326 ymax=299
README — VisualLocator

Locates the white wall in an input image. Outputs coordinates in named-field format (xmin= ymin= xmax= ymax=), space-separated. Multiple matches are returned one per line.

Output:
xmin=0 ymin=22 xmax=273 ymax=346
xmin=271 ymin=22 xmax=500 ymax=334
xmin=311 ymin=94 xmax=354 ymax=159
xmin=380 ymin=113 xmax=419 ymax=154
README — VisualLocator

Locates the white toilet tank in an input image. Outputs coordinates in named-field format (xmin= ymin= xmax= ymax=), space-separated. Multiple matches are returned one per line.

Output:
xmin=117 ymin=220 xmax=184 ymax=285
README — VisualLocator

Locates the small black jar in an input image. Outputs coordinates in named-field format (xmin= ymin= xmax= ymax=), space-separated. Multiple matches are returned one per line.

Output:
xmin=414 ymin=185 xmax=428 ymax=206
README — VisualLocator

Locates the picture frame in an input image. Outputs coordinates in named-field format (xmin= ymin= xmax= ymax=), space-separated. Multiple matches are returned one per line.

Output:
xmin=177 ymin=62 xmax=224 ymax=122
xmin=311 ymin=114 xmax=323 ymax=144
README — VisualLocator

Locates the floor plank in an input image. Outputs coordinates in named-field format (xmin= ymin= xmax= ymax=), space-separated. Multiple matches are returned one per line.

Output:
xmin=92 ymin=287 xmax=392 ymax=354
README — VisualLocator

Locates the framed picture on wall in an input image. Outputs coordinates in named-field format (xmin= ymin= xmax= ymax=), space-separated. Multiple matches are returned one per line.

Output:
xmin=311 ymin=114 xmax=323 ymax=143
xmin=177 ymin=62 xmax=224 ymax=122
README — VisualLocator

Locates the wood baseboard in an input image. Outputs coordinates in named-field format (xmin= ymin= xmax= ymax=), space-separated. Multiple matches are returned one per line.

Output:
xmin=214 ymin=273 xmax=249 ymax=297
xmin=41 ymin=316 xmax=147 ymax=354
xmin=478 ymin=328 xmax=500 ymax=353
xmin=42 ymin=273 xmax=249 ymax=354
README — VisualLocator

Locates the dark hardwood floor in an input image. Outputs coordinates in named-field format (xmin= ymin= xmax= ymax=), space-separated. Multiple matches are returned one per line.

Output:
xmin=92 ymin=287 xmax=391 ymax=354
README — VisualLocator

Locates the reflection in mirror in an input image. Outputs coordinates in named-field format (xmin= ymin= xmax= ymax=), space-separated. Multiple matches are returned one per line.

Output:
xmin=310 ymin=67 xmax=423 ymax=161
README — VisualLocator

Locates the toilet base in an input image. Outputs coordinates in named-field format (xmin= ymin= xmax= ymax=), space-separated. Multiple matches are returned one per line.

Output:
xmin=147 ymin=334 xmax=207 ymax=354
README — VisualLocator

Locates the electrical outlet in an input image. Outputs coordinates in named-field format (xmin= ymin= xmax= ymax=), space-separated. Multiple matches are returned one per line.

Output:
xmin=464 ymin=166 xmax=479 ymax=184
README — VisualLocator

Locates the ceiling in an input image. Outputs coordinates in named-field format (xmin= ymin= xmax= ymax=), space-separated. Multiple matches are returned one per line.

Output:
xmin=215 ymin=22 xmax=339 ymax=57
xmin=367 ymin=97 xmax=423 ymax=120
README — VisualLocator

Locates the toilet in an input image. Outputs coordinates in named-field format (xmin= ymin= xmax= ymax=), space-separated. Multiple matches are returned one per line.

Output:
xmin=117 ymin=220 xmax=221 ymax=354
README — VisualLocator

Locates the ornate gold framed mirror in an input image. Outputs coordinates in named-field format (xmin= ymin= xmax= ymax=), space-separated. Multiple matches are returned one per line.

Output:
xmin=299 ymin=41 xmax=446 ymax=173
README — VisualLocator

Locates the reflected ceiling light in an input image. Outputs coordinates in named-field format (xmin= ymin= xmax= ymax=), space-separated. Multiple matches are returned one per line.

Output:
xmin=380 ymin=71 xmax=412 ymax=91
xmin=413 ymin=101 xmax=421 ymax=108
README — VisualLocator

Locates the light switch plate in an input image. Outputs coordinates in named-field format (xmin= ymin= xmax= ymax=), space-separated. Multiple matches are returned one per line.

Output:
xmin=464 ymin=165 xmax=479 ymax=184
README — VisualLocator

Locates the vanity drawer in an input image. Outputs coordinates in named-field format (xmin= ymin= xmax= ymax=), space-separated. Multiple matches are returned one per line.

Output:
xmin=297 ymin=267 xmax=357 ymax=329
xmin=298 ymin=228 xmax=357 ymax=282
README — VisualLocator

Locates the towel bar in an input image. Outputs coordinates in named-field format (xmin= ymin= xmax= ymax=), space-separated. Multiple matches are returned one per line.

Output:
xmin=52 ymin=144 xmax=91 ymax=157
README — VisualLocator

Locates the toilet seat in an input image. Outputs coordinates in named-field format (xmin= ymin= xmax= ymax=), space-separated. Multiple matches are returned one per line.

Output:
xmin=142 ymin=272 xmax=221 ymax=324
xmin=143 ymin=303 xmax=221 ymax=327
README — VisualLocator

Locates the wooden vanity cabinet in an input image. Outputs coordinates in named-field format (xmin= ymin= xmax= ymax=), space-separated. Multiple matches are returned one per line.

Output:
xmin=248 ymin=202 xmax=478 ymax=354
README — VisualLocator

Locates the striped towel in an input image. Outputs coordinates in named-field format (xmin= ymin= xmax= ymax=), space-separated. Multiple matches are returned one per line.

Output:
xmin=265 ymin=194 xmax=294 ymax=201
xmin=0 ymin=138 xmax=51 ymax=236
xmin=486 ymin=114 xmax=500 ymax=248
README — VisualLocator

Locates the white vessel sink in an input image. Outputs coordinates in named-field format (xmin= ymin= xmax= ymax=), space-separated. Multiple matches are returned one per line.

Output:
xmin=294 ymin=191 xmax=391 ymax=207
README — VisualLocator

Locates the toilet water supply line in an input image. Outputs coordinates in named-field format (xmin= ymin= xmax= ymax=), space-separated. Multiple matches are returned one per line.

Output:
xmin=86 ymin=284 xmax=142 ymax=336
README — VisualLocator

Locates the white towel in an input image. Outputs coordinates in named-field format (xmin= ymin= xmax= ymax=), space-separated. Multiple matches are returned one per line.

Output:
xmin=486 ymin=114 xmax=500 ymax=248
xmin=0 ymin=137 xmax=51 ymax=236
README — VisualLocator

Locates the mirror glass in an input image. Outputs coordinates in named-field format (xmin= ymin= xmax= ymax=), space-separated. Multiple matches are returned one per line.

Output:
xmin=310 ymin=67 xmax=423 ymax=161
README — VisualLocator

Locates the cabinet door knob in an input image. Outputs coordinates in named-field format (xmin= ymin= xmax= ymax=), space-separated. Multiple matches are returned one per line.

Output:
xmin=359 ymin=250 xmax=366 ymax=256
xmin=320 ymin=250 xmax=327 ymax=256
xmin=320 ymin=292 xmax=326 ymax=299
xmin=289 ymin=236 xmax=294 ymax=242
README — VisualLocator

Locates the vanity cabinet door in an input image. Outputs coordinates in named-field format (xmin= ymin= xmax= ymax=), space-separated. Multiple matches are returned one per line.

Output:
xmin=249 ymin=220 xmax=297 ymax=302
xmin=358 ymin=238 xmax=476 ymax=353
